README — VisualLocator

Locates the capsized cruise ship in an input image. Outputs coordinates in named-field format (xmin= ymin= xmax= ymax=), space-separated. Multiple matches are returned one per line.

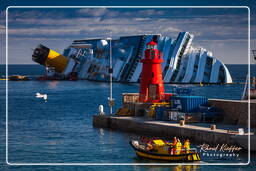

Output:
xmin=32 ymin=32 xmax=232 ymax=83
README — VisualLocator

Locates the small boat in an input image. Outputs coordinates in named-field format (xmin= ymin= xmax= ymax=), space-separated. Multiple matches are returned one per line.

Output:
xmin=130 ymin=139 xmax=201 ymax=162
xmin=8 ymin=75 xmax=29 ymax=81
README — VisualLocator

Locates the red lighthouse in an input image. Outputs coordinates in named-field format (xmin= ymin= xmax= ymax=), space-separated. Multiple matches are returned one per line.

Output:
xmin=139 ymin=40 xmax=165 ymax=103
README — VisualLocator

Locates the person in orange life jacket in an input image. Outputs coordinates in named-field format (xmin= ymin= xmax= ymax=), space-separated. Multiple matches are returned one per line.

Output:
xmin=169 ymin=137 xmax=177 ymax=155
xmin=146 ymin=142 xmax=154 ymax=151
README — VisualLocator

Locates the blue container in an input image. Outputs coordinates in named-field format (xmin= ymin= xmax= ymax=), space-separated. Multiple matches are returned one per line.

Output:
xmin=170 ymin=96 xmax=208 ymax=113
xmin=169 ymin=96 xmax=182 ymax=110
xmin=155 ymin=107 xmax=165 ymax=120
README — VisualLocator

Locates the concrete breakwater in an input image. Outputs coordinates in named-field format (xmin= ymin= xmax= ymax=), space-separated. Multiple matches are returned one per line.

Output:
xmin=93 ymin=115 xmax=244 ymax=145
xmin=93 ymin=98 xmax=255 ymax=146
xmin=209 ymin=99 xmax=256 ymax=128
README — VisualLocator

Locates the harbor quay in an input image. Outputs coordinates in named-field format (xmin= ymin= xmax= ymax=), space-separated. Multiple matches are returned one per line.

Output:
xmin=93 ymin=94 xmax=256 ymax=146
xmin=208 ymin=99 xmax=256 ymax=127
xmin=93 ymin=115 xmax=239 ymax=145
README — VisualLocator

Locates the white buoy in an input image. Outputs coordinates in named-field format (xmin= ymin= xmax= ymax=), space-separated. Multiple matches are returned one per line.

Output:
xmin=36 ymin=92 xmax=47 ymax=102
xmin=98 ymin=105 xmax=104 ymax=115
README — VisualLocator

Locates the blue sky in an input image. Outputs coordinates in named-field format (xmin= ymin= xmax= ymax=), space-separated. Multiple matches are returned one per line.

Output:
xmin=0 ymin=0 xmax=255 ymax=64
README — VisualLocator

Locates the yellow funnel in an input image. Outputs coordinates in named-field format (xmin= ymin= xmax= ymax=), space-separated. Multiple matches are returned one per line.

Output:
xmin=45 ymin=49 xmax=68 ymax=73
xmin=32 ymin=44 xmax=68 ymax=73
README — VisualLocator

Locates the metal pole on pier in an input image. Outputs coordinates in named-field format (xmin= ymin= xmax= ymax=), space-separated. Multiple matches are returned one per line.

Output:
xmin=107 ymin=33 xmax=114 ymax=115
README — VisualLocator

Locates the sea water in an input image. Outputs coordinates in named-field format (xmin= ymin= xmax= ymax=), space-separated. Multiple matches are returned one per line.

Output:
xmin=0 ymin=64 xmax=255 ymax=170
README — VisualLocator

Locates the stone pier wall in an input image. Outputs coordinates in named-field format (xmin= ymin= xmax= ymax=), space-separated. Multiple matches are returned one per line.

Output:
xmin=209 ymin=99 xmax=256 ymax=128
xmin=93 ymin=115 xmax=237 ymax=145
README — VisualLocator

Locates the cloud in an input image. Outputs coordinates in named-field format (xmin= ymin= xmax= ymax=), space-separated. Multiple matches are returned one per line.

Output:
xmin=6 ymin=16 xmax=183 ymax=38
xmin=1 ymin=8 xmax=253 ymax=64
xmin=77 ymin=8 xmax=110 ymax=17
xmin=0 ymin=24 xmax=5 ymax=34
xmin=77 ymin=8 xmax=167 ymax=19
xmin=122 ymin=9 xmax=165 ymax=17
xmin=6 ymin=9 xmax=66 ymax=19
xmin=5 ymin=13 xmax=248 ymax=41
xmin=8 ymin=17 xmax=101 ymax=26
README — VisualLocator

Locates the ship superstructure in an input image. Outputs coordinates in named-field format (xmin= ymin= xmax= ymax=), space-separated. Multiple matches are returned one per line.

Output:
xmin=32 ymin=32 xmax=232 ymax=83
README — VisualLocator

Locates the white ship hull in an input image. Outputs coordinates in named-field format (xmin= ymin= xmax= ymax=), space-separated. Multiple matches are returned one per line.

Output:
xmin=33 ymin=32 xmax=233 ymax=83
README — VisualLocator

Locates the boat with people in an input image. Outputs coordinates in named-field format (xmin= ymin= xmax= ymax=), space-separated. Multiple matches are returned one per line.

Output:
xmin=130 ymin=138 xmax=201 ymax=162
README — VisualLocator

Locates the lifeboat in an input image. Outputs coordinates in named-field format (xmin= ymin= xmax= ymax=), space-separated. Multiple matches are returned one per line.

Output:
xmin=130 ymin=139 xmax=201 ymax=162
xmin=8 ymin=75 xmax=29 ymax=81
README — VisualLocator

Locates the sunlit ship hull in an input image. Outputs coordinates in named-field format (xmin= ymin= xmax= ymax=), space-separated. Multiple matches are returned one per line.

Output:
xmin=32 ymin=32 xmax=232 ymax=83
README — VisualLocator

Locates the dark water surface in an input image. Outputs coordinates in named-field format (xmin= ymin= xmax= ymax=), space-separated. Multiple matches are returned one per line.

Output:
xmin=0 ymin=65 xmax=255 ymax=170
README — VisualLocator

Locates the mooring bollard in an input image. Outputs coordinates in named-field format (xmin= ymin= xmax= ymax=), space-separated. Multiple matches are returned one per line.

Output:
xmin=211 ymin=124 xmax=216 ymax=130
xmin=98 ymin=105 xmax=104 ymax=115
xmin=180 ymin=120 xmax=185 ymax=126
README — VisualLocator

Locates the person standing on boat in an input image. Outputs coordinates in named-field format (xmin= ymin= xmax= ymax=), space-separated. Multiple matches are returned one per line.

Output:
xmin=172 ymin=137 xmax=177 ymax=145
xmin=146 ymin=142 xmax=154 ymax=151
xmin=175 ymin=139 xmax=182 ymax=155
xmin=170 ymin=137 xmax=178 ymax=154
xmin=183 ymin=139 xmax=190 ymax=153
